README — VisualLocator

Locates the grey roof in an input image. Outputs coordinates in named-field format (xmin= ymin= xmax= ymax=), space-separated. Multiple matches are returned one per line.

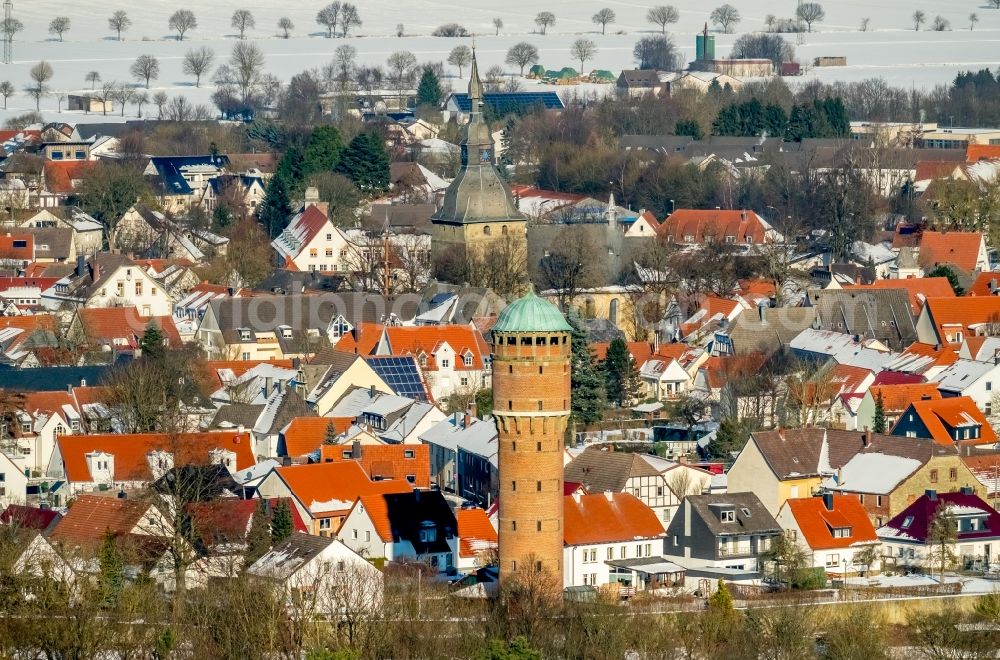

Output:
xmin=807 ymin=288 xmax=916 ymax=350
xmin=24 ymin=227 xmax=74 ymax=261
xmin=209 ymin=403 xmax=265 ymax=430
xmin=256 ymin=269 xmax=349 ymax=295
xmin=564 ymin=448 xmax=660 ymax=493
xmin=254 ymin=389 xmax=316 ymax=436
xmin=247 ymin=532 xmax=335 ymax=580
xmin=57 ymin=253 xmax=139 ymax=301
xmin=721 ymin=306 xmax=817 ymax=355
xmin=933 ymin=358 xmax=997 ymax=394
xmin=685 ymin=493 xmax=780 ymax=537
xmin=368 ymin=203 xmax=436 ymax=234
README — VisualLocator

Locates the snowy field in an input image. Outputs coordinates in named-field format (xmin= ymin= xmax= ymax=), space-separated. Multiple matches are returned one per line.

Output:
xmin=1 ymin=1 xmax=999 ymax=123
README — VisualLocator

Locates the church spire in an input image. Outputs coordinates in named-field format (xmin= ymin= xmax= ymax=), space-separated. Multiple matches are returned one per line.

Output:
xmin=468 ymin=46 xmax=483 ymax=117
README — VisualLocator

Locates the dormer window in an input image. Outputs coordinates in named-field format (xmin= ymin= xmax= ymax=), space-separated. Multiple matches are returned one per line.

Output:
xmin=280 ymin=326 xmax=293 ymax=339
xmin=463 ymin=352 xmax=473 ymax=367
xmin=239 ymin=328 xmax=251 ymax=341
xmin=831 ymin=527 xmax=852 ymax=538
xmin=418 ymin=353 xmax=427 ymax=367
xmin=419 ymin=520 xmax=437 ymax=543
xmin=720 ymin=510 xmax=735 ymax=523
xmin=404 ymin=449 xmax=415 ymax=459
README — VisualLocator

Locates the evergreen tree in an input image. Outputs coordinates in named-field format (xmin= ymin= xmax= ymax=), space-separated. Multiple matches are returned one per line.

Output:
xmin=271 ymin=500 xmax=294 ymax=544
xmin=139 ymin=322 xmax=166 ymax=360
xmin=603 ymin=338 xmax=640 ymax=407
xmin=98 ymin=531 xmax=126 ymax=607
xmin=302 ymin=125 xmax=345 ymax=178
xmin=323 ymin=421 xmax=338 ymax=445
xmin=258 ymin=175 xmax=293 ymax=239
xmin=675 ymin=118 xmax=703 ymax=139
xmin=871 ymin=390 xmax=887 ymax=434
xmin=567 ymin=310 xmax=606 ymax=424
xmin=708 ymin=581 xmax=734 ymax=613
xmin=416 ymin=67 xmax=444 ymax=107
xmin=275 ymin=144 xmax=305 ymax=190
xmin=336 ymin=132 xmax=390 ymax=194
xmin=928 ymin=264 xmax=965 ymax=295
xmin=243 ymin=501 xmax=272 ymax=569
xmin=475 ymin=388 xmax=494 ymax=417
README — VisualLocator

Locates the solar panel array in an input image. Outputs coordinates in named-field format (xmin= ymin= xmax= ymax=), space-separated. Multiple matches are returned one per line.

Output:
xmin=366 ymin=356 xmax=430 ymax=402
xmin=451 ymin=92 xmax=565 ymax=113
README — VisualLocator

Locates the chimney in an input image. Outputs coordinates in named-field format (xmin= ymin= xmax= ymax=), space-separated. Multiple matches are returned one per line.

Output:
xmin=822 ymin=492 xmax=834 ymax=511
xmin=75 ymin=254 xmax=85 ymax=277
xmin=758 ymin=303 xmax=767 ymax=324
xmin=352 ymin=439 xmax=362 ymax=460
xmin=925 ymin=489 xmax=937 ymax=501
xmin=463 ymin=408 xmax=471 ymax=429
xmin=960 ymin=486 xmax=974 ymax=496
xmin=604 ymin=491 xmax=614 ymax=502
xmin=991 ymin=278 xmax=997 ymax=292
xmin=117 ymin=489 xmax=127 ymax=499
xmin=264 ymin=376 xmax=273 ymax=396
xmin=837 ymin=466 xmax=843 ymax=485
xmin=413 ymin=488 xmax=420 ymax=502
xmin=863 ymin=428 xmax=872 ymax=447
xmin=227 ymin=286 xmax=235 ymax=296
xmin=67 ymin=383 xmax=73 ymax=395
xmin=80 ymin=378 xmax=86 ymax=387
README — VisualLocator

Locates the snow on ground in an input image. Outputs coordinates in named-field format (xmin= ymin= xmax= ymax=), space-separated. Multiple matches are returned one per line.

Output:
xmin=846 ymin=572 xmax=1000 ymax=594
xmin=2 ymin=1 xmax=1000 ymax=124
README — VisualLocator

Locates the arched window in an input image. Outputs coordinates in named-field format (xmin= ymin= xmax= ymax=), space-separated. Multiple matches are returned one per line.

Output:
xmin=609 ymin=298 xmax=619 ymax=325
xmin=501 ymin=225 xmax=508 ymax=235
xmin=483 ymin=225 xmax=492 ymax=236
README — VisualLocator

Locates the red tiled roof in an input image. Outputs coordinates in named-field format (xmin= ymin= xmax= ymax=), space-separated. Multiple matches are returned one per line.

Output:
xmin=967 ymin=145 xmax=1000 ymax=162
xmin=317 ymin=443 xmax=431 ymax=488
xmin=869 ymin=383 xmax=940 ymax=413
xmin=376 ymin=325 xmax=489 ymax=371
xmin=185 ymin=498 xmax=307 ymax=548
xmin=563 ymin=493 xmax=664 ymax=546
xmin=456 ymin=508 xmax=497 ymax=558
xmin=49 ymin=494 xmax=154 ymax=546
xmin=0 ymin=504 xmax=61 ymax=531
xmin=914 ymin=160 xmax=964 ymax=182
xmin=785 ymin=495 xmax=878 ymax=550
xmin=829 ymin=364 xmax=872 ymax=395
xmin=0 ymin=315 xmax=57 ymax=333
xmin=0 ymin=276 xmax=60 ymax=292
xmin=896 ymin=396 xmax=997 ymax=446
xmin=922 ymin=297 xmax=1000 ymax=346
xmin=77 ymin=308 xmax=182 ymax=349
xmin=699 ymin=353 xmax=767 ymax=390
xmin=56 ymin=432 xmax=255 ymax=483
xmin=871 ymin=371 xmax=926 ymax=386
xmin=509 ymin=185 xmax=587 ymax=203
xmin=844 ymin=277 xmax=955 ymax=315
xmin=657 ymin=209 xmax=773 ymax=245
xmin=281 ymin=417 xmax=354 ymax=457
xmin=275 ymin=461 xmax=412 ymax=517
xmin=918 ymin=231 xmax=984 ymax=273
xmin=966 ymin=272 xmax=1000 ymax=297
xmin=334 ymin=322 xmax=383 ymax=356
xmin=0 ymin=234 xmax=34 ymax=262
xmin=43 ymin=161 xmax=96 ymax=195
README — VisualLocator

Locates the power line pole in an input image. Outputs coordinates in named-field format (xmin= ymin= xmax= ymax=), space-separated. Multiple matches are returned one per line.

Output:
xmin=2 ymin=1 xmax=12 ymax=65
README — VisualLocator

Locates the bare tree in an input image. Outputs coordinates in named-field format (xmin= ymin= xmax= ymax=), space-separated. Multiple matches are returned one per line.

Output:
xmin=98 ymin=81 xmax=117 ymax=116
xmin=231 ymin=9 xmax=255 ymax=39
xmin=108 ymin=10 xmax=130 ymax=40
xmin=646 ymin=5 xmax=680 ymax=33
xmin=340 ymin=3 xmax=361 ymax=37
xmin=25 ymin=61 xmax=53 ymax=111
xmin=386 ymin=50 xmax=417 ymax=105
xmin=0 ymin=17 xmax=23 ymax=44
xmin=229 ymin=42 xmax=265 ymax=102
xmin=168 ymin=9 xmax=198 ymax=41
xmin=132 ymin=90 xmax=149 ymax=118
xmin=539 ymin=228 xmax=601 ymax=309
xmin=795 ymin=3 xmax=825 ymax=32
xmin=483 ymin=65 xmax=506 ymax=91
xmin=317 ymin=2 xmax=341 ymax=38
xmin=182 ymin=46 xmax=215 ymax=87
xmin=710 ymin=4 xmax=741 ymax=33
xmin=493 ymin=17 xmax=504 ymax=35
xmin=970 ymin=13 xmax=979 ymax=30
xmin=85 ymin=70 xmax=101 ymax=89
xmin=913 ymin=10 xmax=926 ymax=31
xmin=0 ymin=81 xmax=12 ymax=109
xmin=152 ymin=91 xmax=168 ymax=119
xmin=931 ymin=15 xmax=950 ymax=31
xmin=48 ymin=16 xmax=71 ymax=41
xmin=447 ymin=45 xmax=471 ymax=77
xmin=860 ymin=17 xmax=871 ymax=31
xmin=111 ymin=82 xmax=134 ymax=117
xmin=130 ymin=54 xmax=159 ymax=88
xmin=534 ymin=11 xmax=556 ymax=35
xmin=334 ymin=44 xmax=357 ymax=89
xmin=506 ymin=42 xmax=540 ymax=76
xmin=278 ymin=17 xmax=294 ymax=39
xmin=570 ymin=38 xmax=597 ymax=75
xmin=592 ymin=8 xmax=616 ymax=35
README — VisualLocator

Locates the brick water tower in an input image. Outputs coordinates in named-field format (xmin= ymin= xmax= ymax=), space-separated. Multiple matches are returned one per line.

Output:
xmin=491 ymin=289 xmax=572 ymax=584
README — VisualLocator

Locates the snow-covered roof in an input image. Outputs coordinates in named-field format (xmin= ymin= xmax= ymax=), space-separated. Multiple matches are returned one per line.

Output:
xmin=933 ymin=358 xmax=997 ymax=393
xmin=824 ymin=452 xmax=923 ymax=495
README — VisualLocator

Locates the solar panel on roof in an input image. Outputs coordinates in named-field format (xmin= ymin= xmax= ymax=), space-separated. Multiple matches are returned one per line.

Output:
xmin=365 ymin=356 xmax=430 ymax=402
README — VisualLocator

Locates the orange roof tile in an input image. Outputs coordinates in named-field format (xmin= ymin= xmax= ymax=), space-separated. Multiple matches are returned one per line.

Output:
xmin=49 ymin=494 xmax=155 ymax=546
xmin=0 ymin=234 xmax=34 ymax=262
xmin=456 ymin=508 xmax=498 ymax=558
xmin=280 ymin=417 xmax=354 ymax=457
xmin=0 ymin=315 xmax=56 ymax=333
xmin=914 ymin=160 xmax=964 ymax=182
xmin=738 ymin=279 xmax=777 ymax=299
xmin=317 ymin=443 xmax=430 ymax=488
xmin=275 ymin=461 xmax=412 ymax=517
xmin=785 ymin=495 xmax=878 ymax=551
xmin=563 ymin=493 xmax=664 ymax=546
xmin=373 ymin=325 xmax=489 ymax=371
xmin=844 ymin=277 xmax=955 ymax=314
xmin=966 ymin=272 xmax=1000 ymax=297
xmin=918 ymin=231 xmax=984 ymax=273
xmin=967 ymin=145 xmax=1000 ymax=162
xmin=334 ymin=322 xmax=383 ymax=356
xmin=869 ymin=383 xmax=941 ymax=413
xmin=77 ymin=308 xmax=181 ymax=349
xmin=43 ymin=161 xmax=96 ymax=195
xmin=829 ymin=364 xmax=872 ymax=395
xmin=56 ymin=432 xmax=254 ymax=483
xmin=897 ymin=396 xmax=997 ymax=446
xmin=699 ymin=353 xmax=767 ymax=390
xmin=657 ymin=209 xmax=773 ymax=245
xmin=21 ymin=390 xmax=75 ymax=417
xmin=591 ymin=341 xmax=654 ymax=364
xmin=922 ymin=297 xmax=1000 ymax=346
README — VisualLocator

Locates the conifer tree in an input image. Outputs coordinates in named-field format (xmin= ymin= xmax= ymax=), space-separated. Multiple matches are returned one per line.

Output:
xmin=871 ymin=390 xmax=887 ymax=434
xmin=567 ymin=310 xmax=606 ymax=424
xmin=243 ymin=501 xmax=272 ymax=568
xmin=98 ymin=531 xmax=126 ymax=607
xmin=301 ymin=125 xmax=345 ymax=178
xmin=416 ymin=67 xmax=444 ymax=107
xmin=258 ymin=175 xmax=293 ymax=239
xmin=139 ymin=322 xmax=166 ymax=360
xmin=336 ymin=132 xmax=390 ymax=194
xmin=603 ymin=338 xmax=640 ymax=407
xmin=323 ymin=421 xmax=339 ymax=445
xmin=271 ymin=500 xmax=294 ymax=544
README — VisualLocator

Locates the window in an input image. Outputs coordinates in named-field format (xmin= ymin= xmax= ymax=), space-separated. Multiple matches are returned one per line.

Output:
xmin=365 ymin=531 xmax=371 ymax=542
xmin=950 ymin=468 xmax=958 ymax=481
xmin=536 ymin=520 xmax=541 ymax=531
xmin=620 ymin=545 xmax=627 ymax=559
xmin=876 ymin=495 xmax=882 ymax=507
xmin=721 ymin=510 xmax=735 ymax=523
xmin=404 ymin=449 xmax=415 ymax=459
xmin=441 ymin=359 xmax=450 ymax=368
xmin=406 ymin=474 xmax=416 ymax=483
xmin=930 ymin=469 xmax=938 ymax=483
xmin=901 ymin=516 xmax=914 ymax=529
xmin=463 ymin=353 xmax=473 ymax=366
xmin=538 ymin=401 xmax=543 ymax=411
xmin=511 ymin=480 xmax=516 ymax=491
xmin=325 ymin=248 xmax=333 ymax=257
xmin=116 ymin=282 xmax=125 ymax=297
xmin=320 ymin=519 xmax=332 ymax=530
xmin=309 ymin=248 xmax=318 ymax=257
xmin=460 ymin=377 xmax=468 ymax=386
xmin=988 ymin=382 xmax=993 ymax=392
xmin=419 ymin=523 xmax=437 ymax=543
xmin=537 ymin=441 xmax=542 ymax=451
xmin=241 ymin=352 xmax=250 ymax=360
xmin=75 ymin=151 xmax=86 ymax=160
xmin=825 ymin=553 xmax=840 ymax=568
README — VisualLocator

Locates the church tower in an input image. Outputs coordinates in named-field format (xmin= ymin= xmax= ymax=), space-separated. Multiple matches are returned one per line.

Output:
xmin=491 ymin=289 xmax=571 ymax=584
xmin=431 ymin=48 xmax=527 ymax=282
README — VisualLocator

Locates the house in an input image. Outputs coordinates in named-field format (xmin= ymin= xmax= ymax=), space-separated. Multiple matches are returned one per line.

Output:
xmin=314 ymin=442 xmax=431 ymax=489
xmin=455 ymin=507 xmax=497 ymax=572
xmin=209 ymin=388 xmax=316 ymax=459
xmin=878 ymin=488 xmax=1000 ymax=571
xmin=616 ymin=70 xmax=665 ymax=97
xmin=247 ymin=533 xmax=383 ymax=614
xmin=304 ymin=348 xmax=394 ymax=416
xmin=339 ymin=489 xmax=459 ymax=575
xmin=634 ymin=344 xmax=707 ymax=401
xmin=271 ymin=203 xmax=352 ymax=274
xmin=0 ymin=504 xmax=62 ymax=533
xmin=728 ymin=428 xmax=938 ymax=516
xmin=0 ymin=314 xmax=62 ymax=367
xmin=117 ymin=206 xmax=229 ymax=262
xmin=255 ymin=460 xmax=414 ymax=536
xmin=41 ymin=254 xmax=174 ymax=316
xmin=564 ymin=448 xmax=682 ymax=527
xmin=663 ymin=492 xmax=781 ymax=573
xmin=419 ymin=413 xmax=499 ymax=506
xmin=844 ymin=277 xmax=956 ymax=315
xmin=206 ymin=360 xmax=301 ymax=405
xmin=276 ymin=417 xmax=353 ymax=460
xmin=788 ymin=329 xmax=895 ymax=371
xmin=324 ymin=386 xmax=445 ymax=446
xmin=915 ymin=297 xmax=1000 ymax=346
xmin=713 ymin=306 xmax=817 ymax=357
xmin=850 ymin=382 xmax=941 ymax=433
xmin=40 ymin=161 xmax=94 ymax=204
xmin=933 ymin=358 xmax=1000 ymax=415
xmin=884 ymin=341 xmax=958 ymax=379
xmin=0 ymin=453 xmax=28 ymax=507
xmin=806 ymin=289 xmax=918 ymax=351
xmin=891 ymin=396 xmax=998 ymax=446
xmin=143 ymin=155 xmax=229 ymax=213
xmin=776 ymin=494 xmax=880 ymax=577
xmin=68 ymin=307 xmax=181 ymax=357
xmin=961 ymin=453 xmax=1000 ymax=508
xmin=563 ymin=492 xmax=670 ymax=592
xmin=657 ymin=209 xmax=782 ymax=247
xmin=916 ymin=231 xmax=989 ymax=275
xmin=203 ymin=174 xmax=267 ymax=214
xmin=45 ymin=431 xmax=255 ymax=499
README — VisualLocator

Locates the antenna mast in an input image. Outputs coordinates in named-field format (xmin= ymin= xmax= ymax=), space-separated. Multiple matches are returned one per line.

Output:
xmin=2 ymin=1 xmax=12 ymax=65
